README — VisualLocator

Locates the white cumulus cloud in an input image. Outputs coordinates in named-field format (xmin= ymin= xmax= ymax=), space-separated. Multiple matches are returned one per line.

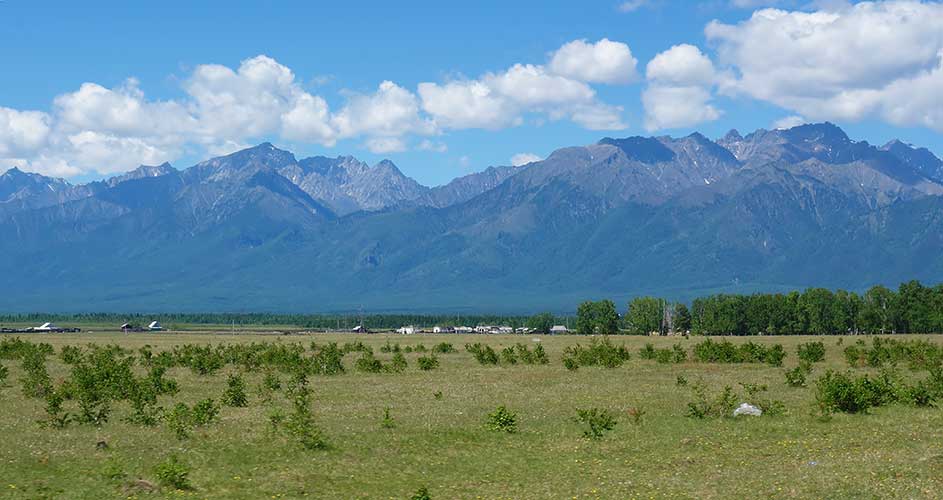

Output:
xmin=643 ymin=44 xmax=722 ymax=131
xmin=706 ymin=1 xmax=943 ymax=131
xmin=549 ymin=38 xmax=639 ymax=84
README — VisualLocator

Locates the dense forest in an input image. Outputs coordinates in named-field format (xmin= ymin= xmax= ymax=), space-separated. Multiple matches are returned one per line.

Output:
xmin=618 ymin=280 xmax=943 ymax=336
xmin=1 ymin=280 xmax=940 ymax=335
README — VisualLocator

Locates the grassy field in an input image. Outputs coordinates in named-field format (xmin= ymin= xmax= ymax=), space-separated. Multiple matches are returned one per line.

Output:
xmin=1 ymin=332 xmax=942 ymax=499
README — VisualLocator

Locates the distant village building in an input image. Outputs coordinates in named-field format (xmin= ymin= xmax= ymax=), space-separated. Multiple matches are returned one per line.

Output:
xmin=433 ymin=326 xmax=455 ymax=334
xmin=396 ymin=326 xmax=416 ymax=335
xmin=550 ymin=325 xmax=569 ymax=334
xmin=454 ymin=326 xmax=473 ymax=334
xmin=30 ymin=322 xmax=61 ymax=333
xmin=351 ymin=325 xmax=367 ymax=333
xmin=498 ymin=326 xmax=514 ymax=334
xmin=147 ymin=321 xmax=163 ymax=331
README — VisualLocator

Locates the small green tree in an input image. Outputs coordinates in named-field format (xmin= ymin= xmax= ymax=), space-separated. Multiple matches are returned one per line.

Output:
xmin=526 ymin=312 xmax=555 ymax=334
xmin=625 ymin=297 xmax=663 ymax=334
xmin=576 ymin=300 xmax=619 ymax=335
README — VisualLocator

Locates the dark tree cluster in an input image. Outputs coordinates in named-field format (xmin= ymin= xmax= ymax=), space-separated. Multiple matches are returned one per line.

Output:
xmin=687 ymin=281 xmax=943 ymax=335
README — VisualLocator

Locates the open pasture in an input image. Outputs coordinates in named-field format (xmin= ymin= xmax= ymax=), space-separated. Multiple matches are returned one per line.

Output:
xmin=1 ymin=332 xmax=942 ymax=499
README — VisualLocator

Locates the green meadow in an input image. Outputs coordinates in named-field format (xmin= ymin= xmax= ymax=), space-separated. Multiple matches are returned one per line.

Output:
xmin=1 ymin=332 xmax=942 ymax=499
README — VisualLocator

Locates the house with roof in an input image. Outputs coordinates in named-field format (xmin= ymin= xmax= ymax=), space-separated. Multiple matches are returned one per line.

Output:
xmin=147 ymin=321 xmax=163 ymax=331
xmin=550 ymin=325 xmax=569 ymax=334
xmin=30 ymin=322 xmax=62 ymax=333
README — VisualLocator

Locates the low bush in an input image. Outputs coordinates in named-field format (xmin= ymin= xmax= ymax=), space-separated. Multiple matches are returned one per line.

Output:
xmin=784 ymin=362 xmax=812 ymax=388
xmin=432 ymin=343 xmax=455 ymax=354
xmin=355 ymin=352 xmax=384 ymax=373
xmin=154 ymin=455 xmax=192 ymax=490
xmin=814 ymin=369 xmax=911 ymax=414
xmin=686 ymin=382 xmax=738 ymax=419
xmin=191 ymin=398 xmax=220 ymax=425
xmin=465 ymin=343 xmax=499 ymax=365
xmin=843 ymin=338 xmax=942 ymax=370
xmin=639 ymin=343 xmax=686 ymax=364
xmin=796 ymin=341 xmax=826 ymax=363
xmin=387 ymin=352 xmax=408 ymax=373
xmin=573 ymin=408 xmax=617 ymax=439
xmin=500 ymin=346 xmax=518 ymax=365
xmin=411 ymin=486 xmax=432 ymax=500
xmin=486 ymin=405 xmax=517 ymax=433
xmin=382 ymin=407 xmax=395 ymax=429
xmin=222 ymin=374 xmax=248 ymax=407
xmin=562 ymin=337 xmax=630 ymax=369
xmin=417 ymin=355 xmax=439 ymax=371
xmin=692 ymin=339 xmax=785 ymax=366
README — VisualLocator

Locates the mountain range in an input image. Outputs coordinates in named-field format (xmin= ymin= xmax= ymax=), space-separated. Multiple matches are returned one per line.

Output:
xmin=2 ymin=122 xmax=942 ymax=313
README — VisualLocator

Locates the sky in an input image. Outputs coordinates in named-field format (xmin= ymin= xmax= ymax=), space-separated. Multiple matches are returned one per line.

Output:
xmin=1 ymin=0 xmax=942 ymax=186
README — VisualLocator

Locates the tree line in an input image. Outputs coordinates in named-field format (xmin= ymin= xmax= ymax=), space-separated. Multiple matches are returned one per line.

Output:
xmin=578 ymin=280 xmax=943 ymax=335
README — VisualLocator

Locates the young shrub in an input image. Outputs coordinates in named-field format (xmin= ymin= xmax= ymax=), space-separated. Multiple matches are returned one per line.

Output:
xmin=797 ymin=341 xmax=826 ymax=363
xmin=312 ymin=343 xmax=345 ymax=375
xmin=387 ymin=352 xmax=408 ymax=373
xmin=416 ymin=355 xmax=439 ymax=371
xmin=562 ymin=337 xmax=631 ymax=369
xmin=574 ymin=408 xmax=617 ymax=439
xmin=765 ymin=344 xmax=786 ymax=367
xmin=675 ymin=375 xmax=688 ymax=387
xmin=403 ymin=345 xmax=414 ymax=353
xmin=500 ymin=346 xmax=518 ymax=365
xmin=165 ymin=403 xmax=193 ymax=440
xmin=42 ymin=388 xmax=71 ymax=429
xmin=639 ymin=343 xmax=657 ymax=360
xmin=784 ymin=364 xmax=809 ymax=388
xmin=411 ymin=486 xmax=432 ymax=500
xmin=465 ymin=343 xmax=499 ymax=365
xmin=59 ymin=345 xmax=84 ymax=365
xmin=814 ymin=369 xmax=904 ymax=415
xmin=283 ymin=374 xmax=327 ymax=450
xmin=486 ymin=405 xmax=517 ymax=433
xmin=563 ymin=357 xmax=579 ymax=371
xmin=739 ymin=382 xmax=785 ymax=416
xmin=257 ymin=371 xmax=281 ymax=403
xmin=381 ymin=407 xmax=395 ymax=429
xmin=154 ymin=455 xmax=192 ymax=490
xmin=20 ymin=348 xmax=52 ymax=398
xmin=125 ymin=380 xmax=161 ymax=427
xmin=532 ymin=344 xmax=550 ymax=365
xmin=686 ymin=383 xmax=738 ymax=419
xmin=355 ymin=351 xmax=384 ymax=373
xmin=0 ymin=363 xmax=7 ymax=386
xmin=432 ymin=342 xmax=455 ymax=354
xmin=191 ymin=398 xmax=220 ymax=426
xmin=222 ymin=373 xmax=249 ymax=407
xmin=414 ymin=344 xmax=428 ymax=353
xmin=432 ymin=390 xmax=443 ymax=400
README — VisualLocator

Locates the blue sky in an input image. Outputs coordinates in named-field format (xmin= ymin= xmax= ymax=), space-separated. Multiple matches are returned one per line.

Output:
xmin=1 ymin=0 xmax=941 ymax=186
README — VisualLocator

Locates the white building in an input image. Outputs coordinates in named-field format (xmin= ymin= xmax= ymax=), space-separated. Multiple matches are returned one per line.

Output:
xmin=147 ymin=321 xmax=163 ymax=331
xmin=396 ymin=326 xmax=416 ymax=335
xmin=30 ymin=322 xmax=60 ymax=332
xmin=550 ymin=325 xmax=569 ymax=334
xmin=455 ymin=326 xmax=473 ymax=333
xmin=433 ymin=326 xmax=455 ymax=334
